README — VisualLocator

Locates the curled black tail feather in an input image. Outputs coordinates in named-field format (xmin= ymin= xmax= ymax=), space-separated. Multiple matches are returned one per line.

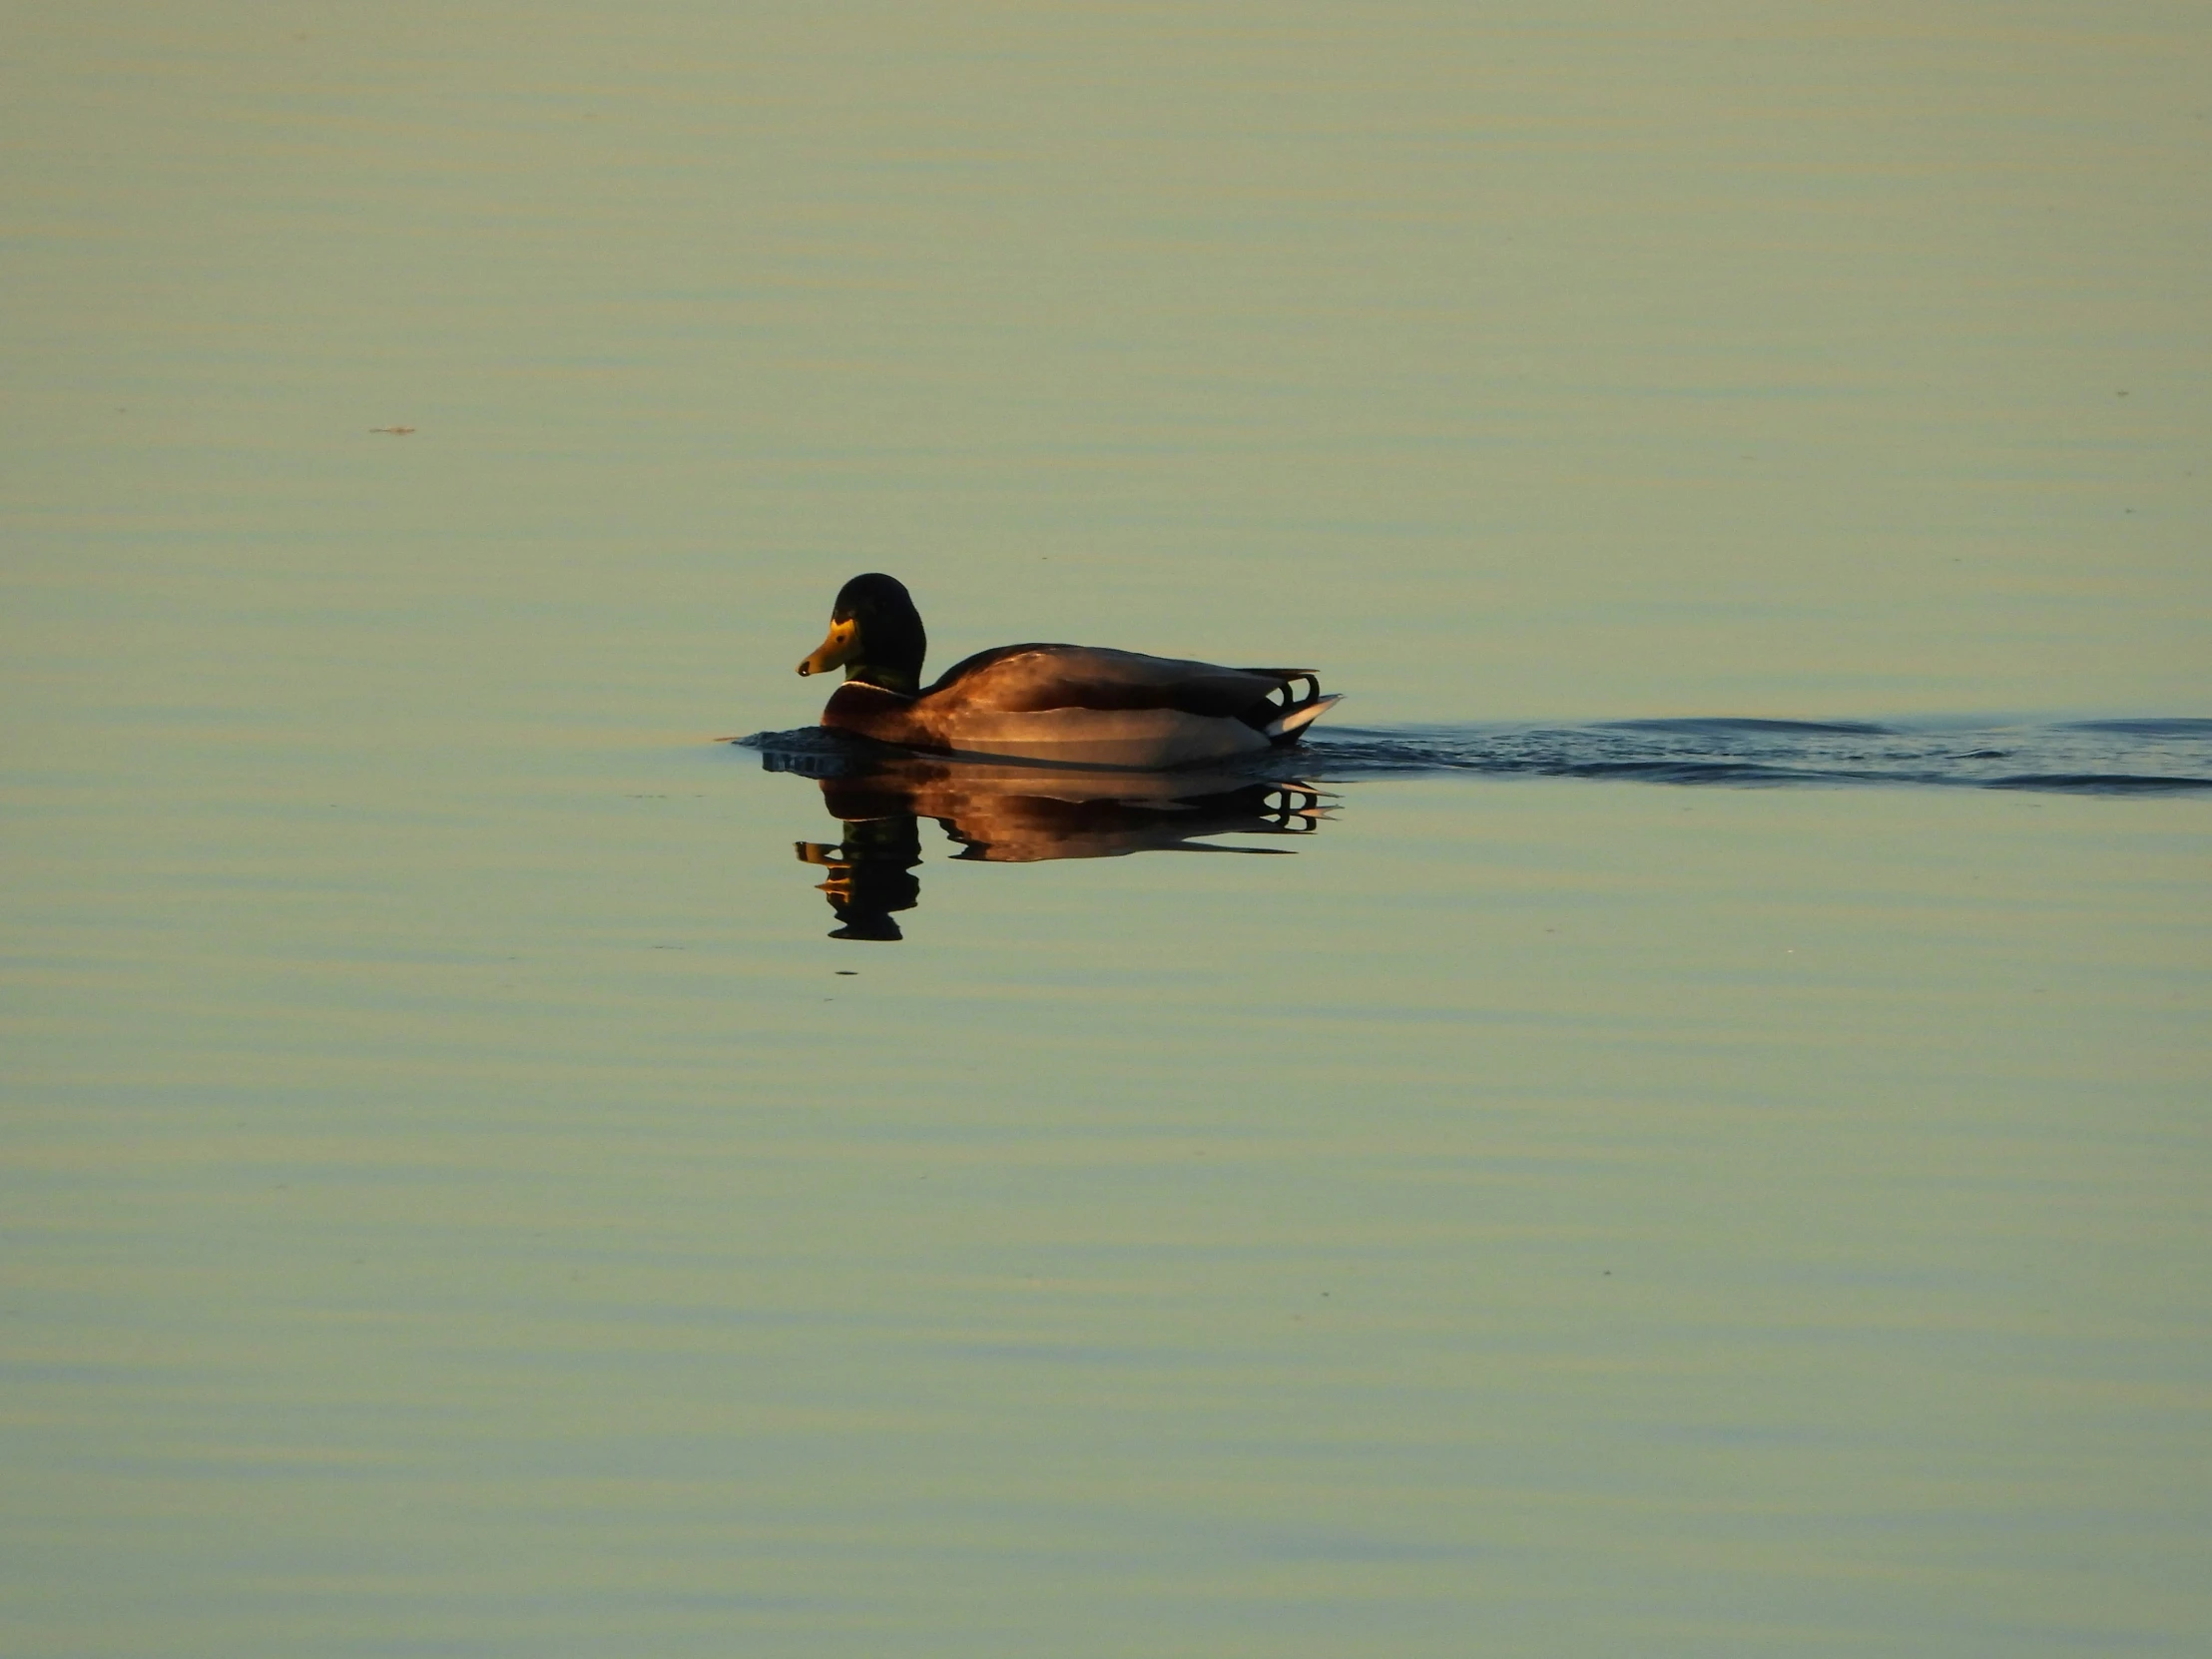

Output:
xmin=1238 ymin=671 xmax=1335 ymax=744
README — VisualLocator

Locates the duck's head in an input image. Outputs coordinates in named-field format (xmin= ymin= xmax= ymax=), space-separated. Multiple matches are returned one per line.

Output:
xmin=797 ymin=573 xmax=927 ymax=695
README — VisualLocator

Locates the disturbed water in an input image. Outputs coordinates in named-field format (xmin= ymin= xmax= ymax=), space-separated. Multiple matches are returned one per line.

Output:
xmin=754 ymin=716 xmax=2212 ymax=795
xmin=744 ymin=719 xmax=2211 ymax=946
xmin=6 ymin=4 xmax=2209 ymax=1656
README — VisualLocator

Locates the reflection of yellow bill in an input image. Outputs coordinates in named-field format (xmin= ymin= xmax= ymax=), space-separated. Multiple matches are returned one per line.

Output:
xmin=797 ymin=618 xmax=857 ymax=677
xmin=794 ymin=841 xmax=854 ymax=894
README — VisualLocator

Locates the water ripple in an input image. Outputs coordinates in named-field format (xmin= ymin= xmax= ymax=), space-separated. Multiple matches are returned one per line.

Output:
xmin=1303 ymin=719 xmax=2212 ymax=795
xmin=737 ymin=719 xmax=2212 ymax=797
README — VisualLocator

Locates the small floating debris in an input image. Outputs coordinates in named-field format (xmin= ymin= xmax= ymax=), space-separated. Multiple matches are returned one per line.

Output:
xmin=368 ymin=425 xmax=416 ymax=435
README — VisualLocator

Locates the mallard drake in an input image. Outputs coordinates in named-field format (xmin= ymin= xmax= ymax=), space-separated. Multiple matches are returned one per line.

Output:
xmin=796 ymin=573 xmax=1340 ymax=769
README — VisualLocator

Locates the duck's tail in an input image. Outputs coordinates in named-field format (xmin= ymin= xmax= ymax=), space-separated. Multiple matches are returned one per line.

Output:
xmin=1264 ymin=693 xmax=1341 ymax=745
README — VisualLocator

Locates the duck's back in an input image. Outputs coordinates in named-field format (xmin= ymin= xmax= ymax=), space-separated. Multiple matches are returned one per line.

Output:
xmin=930 ymin=645 xmax=1293 ymax=715
xmin=911 ymin=645 xmax=1316 ymax=769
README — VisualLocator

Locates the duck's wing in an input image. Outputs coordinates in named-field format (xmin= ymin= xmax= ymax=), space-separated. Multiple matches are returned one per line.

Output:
xmin=926 ymin=645 xmax=1297 ymax=721
xmin=912 ymin=645 xmax=1337 ymax=767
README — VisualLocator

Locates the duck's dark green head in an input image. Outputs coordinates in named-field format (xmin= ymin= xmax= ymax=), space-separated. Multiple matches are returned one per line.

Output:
xmin=797 ymin=573 xmax=927 ymax=695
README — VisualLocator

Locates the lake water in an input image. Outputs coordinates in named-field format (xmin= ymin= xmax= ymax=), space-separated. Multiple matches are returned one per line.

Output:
xmin=4 ymin=5 xmax=2208 ymax=1655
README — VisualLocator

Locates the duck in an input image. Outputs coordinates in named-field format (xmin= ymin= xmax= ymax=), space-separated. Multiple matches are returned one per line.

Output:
xmin=796 ymin=573 xmax=1340 ymax=770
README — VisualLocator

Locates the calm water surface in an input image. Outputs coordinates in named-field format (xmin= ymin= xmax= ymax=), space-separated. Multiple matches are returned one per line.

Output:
xmin=5 ymin=5 xmax=2208 ymax=1656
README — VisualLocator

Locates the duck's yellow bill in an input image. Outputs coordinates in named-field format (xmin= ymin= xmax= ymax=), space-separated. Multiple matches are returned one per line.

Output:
xmin=798 ymin=618 xmax=857 ymax=677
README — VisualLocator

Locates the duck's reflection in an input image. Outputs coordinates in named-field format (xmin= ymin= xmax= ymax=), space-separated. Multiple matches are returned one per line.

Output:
xmin=772 ymin=751 xmax=1331 ymax=940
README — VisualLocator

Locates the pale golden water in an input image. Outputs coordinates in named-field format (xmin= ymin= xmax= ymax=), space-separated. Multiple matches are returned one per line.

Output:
xmin=4 ymin=5 xmax=2209 ymax=1655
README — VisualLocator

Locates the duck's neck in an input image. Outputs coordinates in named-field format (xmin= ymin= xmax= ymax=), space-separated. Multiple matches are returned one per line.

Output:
xmin=845 ymin=604 xmax=925 ymax=695
xmin=847 ymin=661 xmax=919 ymax=695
